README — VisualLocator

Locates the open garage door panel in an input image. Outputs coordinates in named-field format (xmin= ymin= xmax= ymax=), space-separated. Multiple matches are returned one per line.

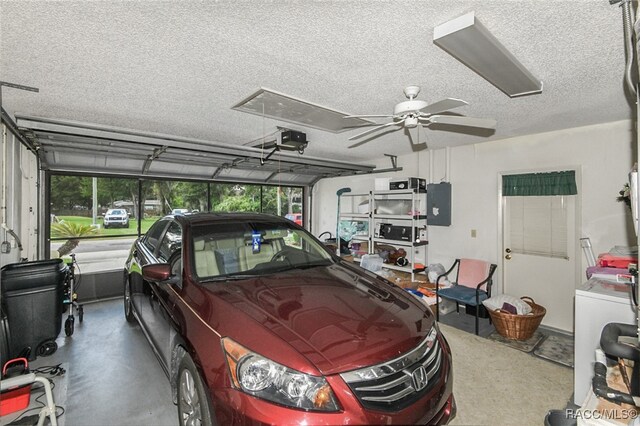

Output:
xmin=16 ymin=115 xmax=376 ymax=185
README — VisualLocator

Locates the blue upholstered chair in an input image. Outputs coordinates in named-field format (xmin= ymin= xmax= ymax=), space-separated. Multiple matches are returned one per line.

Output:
xmin=435 ymin=259 xmax=497 ymax=335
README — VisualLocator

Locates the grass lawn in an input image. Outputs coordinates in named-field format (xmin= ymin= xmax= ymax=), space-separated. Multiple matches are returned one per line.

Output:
xmin=55 ymin=216 xmax=160 ymax=238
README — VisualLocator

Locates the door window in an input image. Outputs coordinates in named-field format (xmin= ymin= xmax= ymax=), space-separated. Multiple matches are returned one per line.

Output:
xmin=158 ymin=221 xmax=182 ymax=262
xmin=143 ymin=220 xmax=170 ymax=254
xmin=507 ymin=195 xmax=569 ymax=258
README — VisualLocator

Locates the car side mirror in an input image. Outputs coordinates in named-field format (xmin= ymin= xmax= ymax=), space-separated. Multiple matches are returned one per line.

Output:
xmin=142 ymin=263 xmax=172 ymax=282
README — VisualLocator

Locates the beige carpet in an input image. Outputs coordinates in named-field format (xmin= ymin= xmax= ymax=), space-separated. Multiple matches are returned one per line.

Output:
xmin=440 ymin=324 xmax=573 ymax=426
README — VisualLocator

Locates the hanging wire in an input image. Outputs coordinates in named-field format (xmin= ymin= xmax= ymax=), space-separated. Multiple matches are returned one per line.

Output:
xmin=261 ymin=102 xmax=265 ymax=164
xmin=416 ymin=126 xmax=421 ymax=179
xmin=278 ymin=146 xmax=282 ymax=216
xmin=241 ymin=128 xmax=280 ymax=147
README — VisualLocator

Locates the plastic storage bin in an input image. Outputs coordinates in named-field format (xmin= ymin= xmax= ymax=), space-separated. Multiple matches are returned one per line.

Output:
xmin=360 ymin=254 xmax=383 ymax=273
xmin=0 ymin=358 xmax=31 ymax=416
xmin=1 ymin=259 xmax=67 ymax=360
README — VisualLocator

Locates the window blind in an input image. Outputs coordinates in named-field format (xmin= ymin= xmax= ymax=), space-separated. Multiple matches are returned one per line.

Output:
xmin=507 ymin=196 xmax=568 ymax=259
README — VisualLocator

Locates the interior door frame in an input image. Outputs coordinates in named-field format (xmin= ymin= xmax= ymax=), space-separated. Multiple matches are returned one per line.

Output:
xmin=497 ymin=166 xmax=583 ymax=304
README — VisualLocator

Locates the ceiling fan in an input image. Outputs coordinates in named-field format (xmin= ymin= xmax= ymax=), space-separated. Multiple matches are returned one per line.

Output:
xmin=344 ymin=86 xmax=497 ymax=146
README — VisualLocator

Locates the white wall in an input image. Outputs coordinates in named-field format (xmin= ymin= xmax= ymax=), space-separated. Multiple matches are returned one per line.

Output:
xmin=0 ymin=123 xmax=39 ymax=266
xmin=313 ymin=120 xmax=635 ymax=291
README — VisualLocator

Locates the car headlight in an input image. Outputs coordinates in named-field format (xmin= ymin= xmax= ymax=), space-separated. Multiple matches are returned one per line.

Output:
xmin=222 ymin=337 xmax=340 ymax=412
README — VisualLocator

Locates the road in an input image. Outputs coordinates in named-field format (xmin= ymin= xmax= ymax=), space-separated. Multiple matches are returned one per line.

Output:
xmin=51 ymin=238 xmax=136 ymax=253
xmin=51 ymin=238 xmax=137 ymax=274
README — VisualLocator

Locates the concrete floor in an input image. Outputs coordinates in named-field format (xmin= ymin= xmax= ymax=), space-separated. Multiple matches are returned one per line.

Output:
xmin=7 ymin=298 xmax=177 ymax=426
xmin=6 ymin=298 xmax=573 ymax=426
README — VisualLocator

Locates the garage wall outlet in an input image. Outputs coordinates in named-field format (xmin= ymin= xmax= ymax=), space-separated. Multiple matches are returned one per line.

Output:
xmin=1 ymin=241 xmax=11 ymax=253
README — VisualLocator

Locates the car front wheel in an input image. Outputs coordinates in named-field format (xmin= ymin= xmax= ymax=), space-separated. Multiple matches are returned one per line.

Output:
xmin=178 ymin=354 xmax=215 ymax=426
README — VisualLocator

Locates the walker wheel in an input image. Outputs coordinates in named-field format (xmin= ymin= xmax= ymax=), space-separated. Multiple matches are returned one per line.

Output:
xmin=65 ymin=316 xmax=75 ymax=336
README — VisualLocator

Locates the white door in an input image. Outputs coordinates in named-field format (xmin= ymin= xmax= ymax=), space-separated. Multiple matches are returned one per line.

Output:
xmin=502 ymin=193 xmax=577 ymax=332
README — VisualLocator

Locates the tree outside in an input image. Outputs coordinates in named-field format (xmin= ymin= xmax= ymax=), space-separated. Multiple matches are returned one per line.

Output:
xmin=50 ymin=175 xmax=303 ymax=236
xmin=49 ymin=175 xmax=304 ymax=272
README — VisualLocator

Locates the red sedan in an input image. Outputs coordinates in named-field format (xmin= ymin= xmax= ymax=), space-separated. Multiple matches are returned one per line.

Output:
xmin=124 ymin=212 xmax=455 ymax=425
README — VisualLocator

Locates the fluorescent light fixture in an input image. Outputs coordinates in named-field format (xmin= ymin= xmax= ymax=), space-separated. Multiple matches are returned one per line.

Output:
xmin=232 ymin=88 xmax=373 ymax=133
xmin=434 ymin=11 xmax=542 ymax=97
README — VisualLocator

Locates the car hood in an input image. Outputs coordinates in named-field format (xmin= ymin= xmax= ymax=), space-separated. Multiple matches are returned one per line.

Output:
xmin=204 ymin=263 xmax=435 ymax=375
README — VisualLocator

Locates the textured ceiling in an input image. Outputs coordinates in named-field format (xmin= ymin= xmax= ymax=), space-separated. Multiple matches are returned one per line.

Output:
xmin=0 ymin=1 xmax=634 ymax=164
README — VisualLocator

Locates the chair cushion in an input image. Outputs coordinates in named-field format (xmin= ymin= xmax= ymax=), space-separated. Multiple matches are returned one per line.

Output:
xmin=439 ymin=285 xmax=488 ymax=305
xmin=458 ymin=258 xmax=491 ymax=288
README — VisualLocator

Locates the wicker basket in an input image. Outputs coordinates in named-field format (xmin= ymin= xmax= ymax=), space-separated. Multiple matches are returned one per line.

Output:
xmin=488 ymin=296 xmax=546 ymax=341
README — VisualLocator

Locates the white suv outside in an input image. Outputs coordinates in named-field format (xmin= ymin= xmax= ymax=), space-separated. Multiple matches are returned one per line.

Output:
xmin=103 ymin=209 xmax=129 ymax=228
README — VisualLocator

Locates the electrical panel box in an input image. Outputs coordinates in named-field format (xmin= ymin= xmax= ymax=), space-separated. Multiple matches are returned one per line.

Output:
xmin=427 ymin=182 xmax=451 ymax=226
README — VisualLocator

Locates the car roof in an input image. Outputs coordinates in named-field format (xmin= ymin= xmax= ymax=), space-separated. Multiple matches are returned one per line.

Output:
xmin=170 ymin=212 xmax=289 ymax=226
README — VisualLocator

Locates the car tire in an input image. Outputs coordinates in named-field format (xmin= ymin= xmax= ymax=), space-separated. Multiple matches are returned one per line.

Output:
xmin=124 ymin=277 xmax=135 ymax=323
xmin=104 ymin=224 xmax=109 ymax=229
xmin=178 ymin=354 xmax=216 ymax=426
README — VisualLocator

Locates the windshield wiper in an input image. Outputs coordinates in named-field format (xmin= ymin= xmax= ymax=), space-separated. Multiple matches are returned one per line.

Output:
xmin=200 ymin=273 xmax=261 ymax=282
xmin=291 ymin=260 xmax=332 ymax=270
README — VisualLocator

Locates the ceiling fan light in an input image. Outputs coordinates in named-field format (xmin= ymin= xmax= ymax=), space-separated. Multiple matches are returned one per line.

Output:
xmin=433 ymin=11 xmax=542 ymax=98
xmin=405 ymin=116 xmax=418 ymax=128
xmin=394 ymin=100 xmax=428 ymax=115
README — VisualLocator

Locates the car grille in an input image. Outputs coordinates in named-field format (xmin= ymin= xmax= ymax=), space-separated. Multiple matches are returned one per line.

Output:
xmin=340 ymin=330 xmax=443 ymax=412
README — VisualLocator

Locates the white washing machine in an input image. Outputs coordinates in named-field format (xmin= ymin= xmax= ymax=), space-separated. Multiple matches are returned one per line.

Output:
xmin=574 ymin=277 xmax=637 ymax=405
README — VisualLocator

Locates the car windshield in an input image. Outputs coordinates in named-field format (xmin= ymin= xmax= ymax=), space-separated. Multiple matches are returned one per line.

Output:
xmin=109 ymin=210 xmax=125 ymax=215
xmin=191 ymin=220 xmax=334 ymax=281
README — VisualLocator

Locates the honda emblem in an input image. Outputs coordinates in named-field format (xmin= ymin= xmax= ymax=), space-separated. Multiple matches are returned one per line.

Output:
xmin=411 ymin=366 xmax=428 ymax=391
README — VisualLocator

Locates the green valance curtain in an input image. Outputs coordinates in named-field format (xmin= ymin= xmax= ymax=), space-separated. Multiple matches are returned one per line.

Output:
xmin=502 ymin=170 xmax=577 ymax=196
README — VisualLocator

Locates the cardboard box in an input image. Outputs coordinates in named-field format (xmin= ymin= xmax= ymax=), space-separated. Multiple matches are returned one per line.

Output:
xmin=375 ymin=178 xmax=391 ymax=190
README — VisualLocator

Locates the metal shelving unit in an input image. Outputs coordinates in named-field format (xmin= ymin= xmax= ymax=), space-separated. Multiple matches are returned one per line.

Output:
xmin=336 ymin=191 xmax=372 ymax=261
xmin=336 ymin=188 xmax=428 ymax=279
xmin=371 ymin=189 xmax=428 ymax=280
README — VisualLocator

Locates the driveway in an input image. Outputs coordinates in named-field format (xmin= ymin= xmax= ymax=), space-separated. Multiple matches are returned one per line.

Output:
xmin=51 ymin=238 xmax=136 ymax=274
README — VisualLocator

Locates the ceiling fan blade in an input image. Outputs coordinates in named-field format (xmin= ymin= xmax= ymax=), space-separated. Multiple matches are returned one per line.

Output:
xmin=348 ymin=120 xmax=403 ymax=140
xmin=411 ymin=142 xmax=428 ymax=152
xmin=344 ymin=114 xmax=395 ymax=119
xmin=407 ymin=126 xmax=428 ymax=152
xmin=419 ymin=98 xmax=468 ymax=115
xmin=429 ymin=115 xmax=497 ymax=129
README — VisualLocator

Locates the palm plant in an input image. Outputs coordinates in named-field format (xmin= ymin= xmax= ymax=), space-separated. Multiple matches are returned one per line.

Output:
xmin=51 ymin=221 xmax=99 ymax=256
